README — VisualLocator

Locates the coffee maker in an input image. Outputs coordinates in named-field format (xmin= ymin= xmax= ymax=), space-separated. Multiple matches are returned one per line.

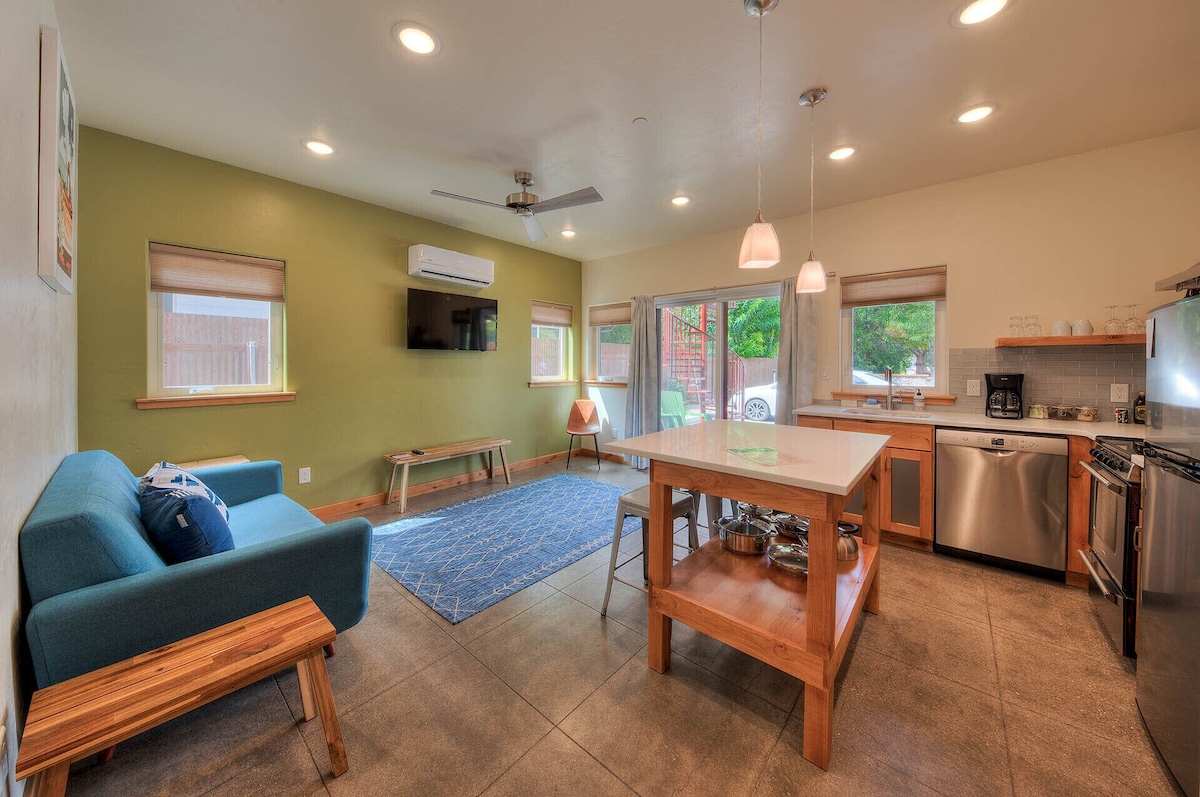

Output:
xmin=985 ymin=373 xmax=1024 ymax=419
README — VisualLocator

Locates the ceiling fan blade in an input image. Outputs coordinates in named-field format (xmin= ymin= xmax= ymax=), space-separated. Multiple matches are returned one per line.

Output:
xmin=525 ymin=186 xmax=603 ymax=214
xmin=521 ymin=213 xmax=547 ymax=241
xmin=430 ymin=189 xmax=510 ymax=211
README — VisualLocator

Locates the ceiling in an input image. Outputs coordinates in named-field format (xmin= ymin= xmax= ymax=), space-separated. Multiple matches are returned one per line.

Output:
xmin=55 ymin=0 xmax=1200 ymax=262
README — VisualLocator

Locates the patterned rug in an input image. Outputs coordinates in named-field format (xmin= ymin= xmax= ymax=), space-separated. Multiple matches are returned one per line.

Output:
xmin=372 ymin=475 xmax=628 ymax=623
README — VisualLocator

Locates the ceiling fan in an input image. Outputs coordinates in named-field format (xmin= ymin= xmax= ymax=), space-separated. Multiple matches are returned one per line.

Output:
xmin=431 ymin=171 xmax=603 ymax=241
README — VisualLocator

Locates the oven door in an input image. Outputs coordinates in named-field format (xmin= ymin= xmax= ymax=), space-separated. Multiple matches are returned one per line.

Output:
xmin=1082 ymin=460 xmax=1129 ymax=581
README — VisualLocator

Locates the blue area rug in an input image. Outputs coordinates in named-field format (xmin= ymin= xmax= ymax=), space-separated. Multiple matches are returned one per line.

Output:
xmin=372 ymin=475 xmax=627 ymax=623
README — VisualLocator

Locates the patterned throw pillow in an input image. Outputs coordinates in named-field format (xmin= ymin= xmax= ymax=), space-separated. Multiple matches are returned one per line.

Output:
xmin=139 ymin=462 xmax=230 ymax=521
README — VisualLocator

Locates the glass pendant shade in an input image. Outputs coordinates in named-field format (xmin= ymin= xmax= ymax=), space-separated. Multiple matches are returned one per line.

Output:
xmin=796 ymin=253 xmax=827 ymax=293
xmin=739 ymin=216 xmax=781 ymax=269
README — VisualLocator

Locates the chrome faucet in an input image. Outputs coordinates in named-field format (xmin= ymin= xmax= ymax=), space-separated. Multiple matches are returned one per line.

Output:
xmin=885 ymin=367 xmax=894 ymax=410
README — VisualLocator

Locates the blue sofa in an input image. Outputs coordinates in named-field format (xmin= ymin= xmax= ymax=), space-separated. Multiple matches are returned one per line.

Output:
xmin=20 ymin=450 xmax=373 ymax=688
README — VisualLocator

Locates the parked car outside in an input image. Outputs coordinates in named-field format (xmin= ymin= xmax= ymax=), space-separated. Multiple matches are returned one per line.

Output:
xmin=731 ymin=370 xmax=890 ymax=422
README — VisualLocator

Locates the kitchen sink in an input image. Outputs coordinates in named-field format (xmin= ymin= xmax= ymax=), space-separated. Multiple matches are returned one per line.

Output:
xmin=840 ymin=407 xmax=934 ymax=419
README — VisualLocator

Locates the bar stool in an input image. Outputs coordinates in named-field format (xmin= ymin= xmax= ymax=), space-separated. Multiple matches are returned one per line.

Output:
xmin=601 ymin=486 xmax=699 ymax=616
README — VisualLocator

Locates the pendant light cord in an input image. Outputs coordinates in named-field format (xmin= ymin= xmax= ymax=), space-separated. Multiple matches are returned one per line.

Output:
xmin=808 ymin=101 xmax=815 ymax=252
xmin=756 ymin=12 xmax=764 ymax=218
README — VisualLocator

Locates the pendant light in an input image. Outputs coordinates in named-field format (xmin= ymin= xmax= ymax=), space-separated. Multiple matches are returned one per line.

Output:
xmin=796 ymin=87 xmax=829 ymax=293
xmin=738 ymin=0 xmax=781 ymax=269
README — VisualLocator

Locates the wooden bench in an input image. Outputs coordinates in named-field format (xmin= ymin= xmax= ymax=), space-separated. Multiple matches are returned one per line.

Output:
xmin=384 ymin=437 xmax=512 ymax=513
xmin=15 ymin=597 xmax=348 ymax=797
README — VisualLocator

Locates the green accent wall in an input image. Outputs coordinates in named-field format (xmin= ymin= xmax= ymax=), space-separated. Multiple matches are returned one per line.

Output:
xmin=77 ymin=128 xmax=583 ymax=508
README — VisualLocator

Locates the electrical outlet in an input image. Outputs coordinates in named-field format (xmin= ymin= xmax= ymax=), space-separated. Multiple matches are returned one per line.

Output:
xmin=298 ymin=467 xmax=311 ymax=484
xmin=1111 ymin=384 xmax=1129 ymax=403
xmin=966 ymin=379 xmax=981 ymax=397
xmin=821 ymin=367 xmax=830 ymax=380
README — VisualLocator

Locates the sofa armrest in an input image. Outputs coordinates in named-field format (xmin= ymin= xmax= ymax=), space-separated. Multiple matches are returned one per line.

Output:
xmin=190 ymin=460 xmax=284 ymax=506
xmin=25 ymin=516 xmax=372 ymax=688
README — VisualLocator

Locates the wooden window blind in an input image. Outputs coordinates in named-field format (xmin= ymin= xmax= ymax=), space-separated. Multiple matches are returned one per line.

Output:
xmin=840 ymin=265 xmax=947 ymax=308
xmin=531 ymin=300 xmax=573 ymax=327
xmin=588 ymin=302 xmax=631 ymax=326
xmin=149 ymin=242 xmax=286 ymax=302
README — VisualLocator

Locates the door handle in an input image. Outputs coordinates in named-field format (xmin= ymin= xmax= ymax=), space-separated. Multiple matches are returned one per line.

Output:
xmin=1079 ymin=461 xmax=1125 ymax=495
xmin=1076 ymin=550 xmax=1115 ymax=602
xmin=1134 ymin=525 xmax=1143 ymax=552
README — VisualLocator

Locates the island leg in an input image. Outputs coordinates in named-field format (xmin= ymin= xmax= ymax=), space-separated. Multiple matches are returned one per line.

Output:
xmin=647 ymin=478 xmax=673 ymax=672
xmin=803 ymin=684 xmax=833 ymax=769
xmin=804 ymin=515 xmax=838 ymax=768
xmin=862 ymin=458 xmax=882 ymax=615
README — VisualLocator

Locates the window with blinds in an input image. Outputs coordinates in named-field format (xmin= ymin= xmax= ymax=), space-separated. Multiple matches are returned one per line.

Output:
xmin=589 ymin=302 xmax=631 ymax=382
xmin=531 ymin=300 xmax=573 ymax=382
xmin=146 ymin=243 xmax=286 ymax=397
xmin=840 ymin=266 xmax=947 ymax=393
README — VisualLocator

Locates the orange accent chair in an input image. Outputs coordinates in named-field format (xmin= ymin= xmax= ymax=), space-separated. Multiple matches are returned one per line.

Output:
xmin=566 ymin=399 xmax=602 ymax=471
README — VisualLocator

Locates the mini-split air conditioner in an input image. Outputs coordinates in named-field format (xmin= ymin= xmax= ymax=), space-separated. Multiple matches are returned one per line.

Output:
xmin=407 ymin=244 xmax=494 ymax=287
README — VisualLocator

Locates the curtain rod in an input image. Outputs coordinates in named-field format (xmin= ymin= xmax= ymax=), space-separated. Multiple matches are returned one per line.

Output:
xmin=634 ymin=277 xmax=785 ymax=303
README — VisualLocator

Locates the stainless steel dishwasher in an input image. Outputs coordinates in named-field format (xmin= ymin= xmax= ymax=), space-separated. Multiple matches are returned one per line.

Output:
xmin=935 ymin=428 xmax=1069 ymax=578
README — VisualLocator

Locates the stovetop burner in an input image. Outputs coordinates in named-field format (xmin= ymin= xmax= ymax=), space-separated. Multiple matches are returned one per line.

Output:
xmin=1091 ymin=435 xmax=1142 ymax=480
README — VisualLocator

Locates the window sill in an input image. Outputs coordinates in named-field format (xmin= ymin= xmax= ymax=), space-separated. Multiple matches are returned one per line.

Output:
xmin=584 ymin=380 xmax=627 ymax=388
xmin=527 ymin=380 xmax=577 ymax=389
xmin=831 ymin=391 xmax=956 ymax=406
xmin=136 ymin=392 xmax=296 ymax=410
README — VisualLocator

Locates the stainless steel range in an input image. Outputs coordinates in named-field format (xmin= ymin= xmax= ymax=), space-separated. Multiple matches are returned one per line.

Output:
xmin=1076 ymin=435 xmax=1142 ymax=659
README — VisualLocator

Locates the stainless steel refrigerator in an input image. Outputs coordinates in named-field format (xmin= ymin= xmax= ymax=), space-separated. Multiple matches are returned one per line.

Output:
xmin=1139 ymin=288 xmax=1200 ymax=797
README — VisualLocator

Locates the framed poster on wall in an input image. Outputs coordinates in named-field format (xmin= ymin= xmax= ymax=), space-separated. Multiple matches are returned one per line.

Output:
xmin=38 ymin=25 xmax=77 ymax=294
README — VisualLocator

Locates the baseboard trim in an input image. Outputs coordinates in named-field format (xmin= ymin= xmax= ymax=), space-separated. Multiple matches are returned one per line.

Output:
xmin=310 ymin=448 xmax=628 ymax=520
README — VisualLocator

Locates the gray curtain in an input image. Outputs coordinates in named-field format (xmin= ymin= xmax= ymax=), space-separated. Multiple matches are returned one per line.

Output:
xmin=624 ymin=295 xmax=659 ymax=468
xmin=776 ymin=276 xmax=820 ymax=424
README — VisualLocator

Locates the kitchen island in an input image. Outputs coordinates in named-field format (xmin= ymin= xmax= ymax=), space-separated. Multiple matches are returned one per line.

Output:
xmin=607 ymin=421 xmax=888 ymax=769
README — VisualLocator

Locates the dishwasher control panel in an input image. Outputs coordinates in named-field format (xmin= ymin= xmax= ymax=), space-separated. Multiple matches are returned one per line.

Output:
xmin=935 ymin=429 xmax=1070 ymax=455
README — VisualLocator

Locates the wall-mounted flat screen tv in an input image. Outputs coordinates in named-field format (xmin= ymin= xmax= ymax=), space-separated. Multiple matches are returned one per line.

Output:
xmin=407 ymin=288 xmax=498 ymax=351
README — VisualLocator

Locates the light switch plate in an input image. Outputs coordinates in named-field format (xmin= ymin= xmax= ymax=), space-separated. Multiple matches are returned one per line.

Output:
xmin=821 ymin=367 xmax=830 ymax=380
xmin=298 ymin=467 xmax=311 ymax=484
xmin=1111 ymin=384 xmax=1129 ymax=403
xmin=966 ymin=379 xmax=981 ymax=397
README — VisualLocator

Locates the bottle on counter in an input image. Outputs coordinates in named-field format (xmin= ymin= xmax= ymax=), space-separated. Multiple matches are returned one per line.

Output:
xmin=913 ymin=389 xmax=926 ymax=411
xmin=1133 ymin=391 xmax=1147 ymax=424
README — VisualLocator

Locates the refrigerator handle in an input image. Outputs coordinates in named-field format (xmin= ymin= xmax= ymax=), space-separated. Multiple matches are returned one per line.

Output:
xmin=1134 ymin=525 xmax=1143 ymax=552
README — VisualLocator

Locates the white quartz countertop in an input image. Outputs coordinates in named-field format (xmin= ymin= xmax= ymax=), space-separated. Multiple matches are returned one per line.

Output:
xmin=793 ymin=404 xmax=1145 ymax=441
xmin=605 ymin=420 xmax=889 ymax=496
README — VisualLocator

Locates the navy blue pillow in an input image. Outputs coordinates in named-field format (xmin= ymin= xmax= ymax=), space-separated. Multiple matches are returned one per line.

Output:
xmin=138 ymin=488 xmax=236 ymax=564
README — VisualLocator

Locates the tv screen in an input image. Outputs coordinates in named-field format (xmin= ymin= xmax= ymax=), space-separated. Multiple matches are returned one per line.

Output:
xmin=407 ymin=288 xmax=498 ymax=351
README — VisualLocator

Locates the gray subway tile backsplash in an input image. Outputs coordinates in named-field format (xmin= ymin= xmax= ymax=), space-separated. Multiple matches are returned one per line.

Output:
xmin=949 ymin=345 xmax=1145 ymax=419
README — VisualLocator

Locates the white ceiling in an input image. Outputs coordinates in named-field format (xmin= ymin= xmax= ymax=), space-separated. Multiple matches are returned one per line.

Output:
xmin=55 ymin=0 xmax=1200 ymax=261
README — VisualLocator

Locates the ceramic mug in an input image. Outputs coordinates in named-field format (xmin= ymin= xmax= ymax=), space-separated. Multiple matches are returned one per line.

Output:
xmin=1072 ymin=319 xmax=1094 ymax=335
xmin=1052 ymin=320 xmax=1073 ymax=336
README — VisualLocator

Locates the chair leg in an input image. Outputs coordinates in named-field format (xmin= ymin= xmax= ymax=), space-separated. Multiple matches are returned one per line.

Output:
xmin=565 ymin=434 xmax=575 ymax=471
xmin=592 ymin=434 xmax=601 ymax=471
xmin=601 ymin=512 xmax=627 ymax=617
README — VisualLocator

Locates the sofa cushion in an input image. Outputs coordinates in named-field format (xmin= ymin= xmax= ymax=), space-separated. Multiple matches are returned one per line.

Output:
xmin=139 ymin=489 xmax=236 ymax=564
xmin=227 ymin=494 xmax=325 ymax=548
xmin=20 ymin=451 xmax=167 ymax=605
xmin=139 ymin=462 xmax=230 ymax=521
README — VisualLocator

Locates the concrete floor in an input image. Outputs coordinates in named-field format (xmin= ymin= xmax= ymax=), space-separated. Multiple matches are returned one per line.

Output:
xmin=65 ymin=460 xmax=1179 ymax=796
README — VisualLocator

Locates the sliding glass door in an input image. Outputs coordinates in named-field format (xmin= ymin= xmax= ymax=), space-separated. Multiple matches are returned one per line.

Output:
xmin=657 ymin=285 xmax=781 ymax=428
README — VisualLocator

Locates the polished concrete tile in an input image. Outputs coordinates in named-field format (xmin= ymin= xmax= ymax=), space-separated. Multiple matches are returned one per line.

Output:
xmin=880 ymin=544 xmax=993 ymax=623
xmin=466 ymin=591 xmax=645 ymax=723
xmin=478 ymin=729 xmax=637 ymax=797
xmin=200 ymin=726 xmax=328 ymax=797
xmin=983 ymin=569 xmax=1110 ymax=654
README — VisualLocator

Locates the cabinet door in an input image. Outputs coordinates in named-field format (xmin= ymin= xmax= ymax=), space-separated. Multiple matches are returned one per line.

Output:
xmin=882 ymin=448 xmax=934 ymax=540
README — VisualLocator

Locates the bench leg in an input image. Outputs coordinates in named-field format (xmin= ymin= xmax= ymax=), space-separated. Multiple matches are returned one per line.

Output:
xmin=398 ymin=464 xmax=410 ymax=514
xmin=98 ymin=744 xmax=116 ymax=765
xmin=296 ymin=658 xmax=317 ymax=722
xmin=499 ymin=446 xmax=512 ymax=483
xmin=488 ymin=449 xmax=495 ymax=479
xmin=304 ymin=649 xmax=349 ymax=777
xmin=324 ymin=642 xmax=336 ymax=658
xmin=386 ymin=463 xmax=399 ymax=506
xmin=26 ymin=761 xmax=70 ymax=797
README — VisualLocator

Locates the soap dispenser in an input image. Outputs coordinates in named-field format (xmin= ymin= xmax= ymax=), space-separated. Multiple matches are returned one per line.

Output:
xmin=913 ymin=389 xmax=926 ymax=411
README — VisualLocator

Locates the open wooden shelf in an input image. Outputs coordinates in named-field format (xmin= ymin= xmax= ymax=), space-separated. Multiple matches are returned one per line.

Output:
xmin=651 ymin=538 xmax=878 ymax=683
xmin=995 ymin=333 xmax=1145 ymax=348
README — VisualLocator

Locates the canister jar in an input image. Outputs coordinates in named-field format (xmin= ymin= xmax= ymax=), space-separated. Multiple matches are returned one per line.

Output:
xmin=1028 ymin=403 xmax=1048 ymax=419
xmin=1076 ymin=405 xmax=1098 ymax=422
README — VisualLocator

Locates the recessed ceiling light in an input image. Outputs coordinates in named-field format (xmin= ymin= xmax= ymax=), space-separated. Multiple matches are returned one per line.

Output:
xmin=828 ymin=147 xmax=856 ymax=160
xmin=561 ymin=229 xmax=576 ymax=238
xmin=303 ymin=139 xmax=335 ymax=156
xmin=671 ymin=196 xmax=690 ymax=206
xmin=955 ymin=104 xmax=995 ymax=124
xmin=393 ymin=22 xmax=440 ymax=55
xmin=954 ymin=0 xmax=1008 ymax=26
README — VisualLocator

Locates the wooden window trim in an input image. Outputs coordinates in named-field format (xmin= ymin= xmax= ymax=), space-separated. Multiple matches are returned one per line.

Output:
xmin=136 ymin=392 xmax=296 ymax=410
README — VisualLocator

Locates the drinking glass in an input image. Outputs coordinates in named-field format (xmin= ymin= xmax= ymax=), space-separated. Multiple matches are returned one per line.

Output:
xmin=1124 ymin=305 xmax=1145 ymax=334
xmin=1009 ymin=315 xmax=1024 ymax=337
xmin=1103 ymin=306 xmax=1124 ymax=335
xmin=1023 ymin=314 xmax=1042 ymax=337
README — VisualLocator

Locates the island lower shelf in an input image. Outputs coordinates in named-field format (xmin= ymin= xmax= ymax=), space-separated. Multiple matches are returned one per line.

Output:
xmin=650 ymin=537 xmax=879 ymax=684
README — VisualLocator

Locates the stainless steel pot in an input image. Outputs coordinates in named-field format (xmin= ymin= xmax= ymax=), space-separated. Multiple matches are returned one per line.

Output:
xmin=717 ymin=515 xmax=773 ymax=555
xmin=771 ymin=513 xmax=809 ymax=540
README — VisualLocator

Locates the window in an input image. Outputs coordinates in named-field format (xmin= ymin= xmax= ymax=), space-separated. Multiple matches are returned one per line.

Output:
xmin=531 ymin=300 xmax=572 ymax=382
xmin=147 ymin=243 xmax=285 ymax=397
xmin=840 ymin=266 xmax=947 ymax=393
xmin=588 ymin=302 xmax=632 ymax=382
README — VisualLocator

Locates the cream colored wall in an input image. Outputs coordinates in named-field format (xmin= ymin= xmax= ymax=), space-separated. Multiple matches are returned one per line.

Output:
xmin=584 ymin=130 xmax=1200 ymax=401
xmin=0 ymin=0 xmax=79 ymax=791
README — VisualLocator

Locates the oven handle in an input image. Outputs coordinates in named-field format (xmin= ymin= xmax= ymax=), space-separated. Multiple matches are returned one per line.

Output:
xmin=1080 ymin=461 xmax=1125 ymax=495
xmin=1076 ymin=549 xmax=1115 ymax=602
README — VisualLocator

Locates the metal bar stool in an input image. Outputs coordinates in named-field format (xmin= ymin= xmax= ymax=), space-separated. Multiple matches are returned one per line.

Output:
xmin=601 ymin=486 xmax=699 ymax=616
